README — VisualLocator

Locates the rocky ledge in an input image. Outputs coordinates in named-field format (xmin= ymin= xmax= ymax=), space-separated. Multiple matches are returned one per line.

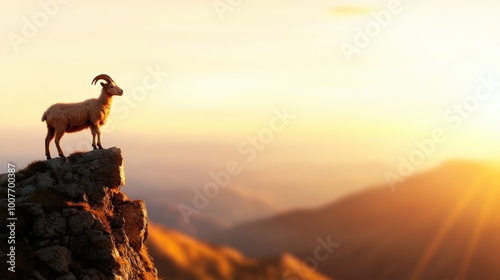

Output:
xmin=0 ymin=147 xmax=158 ymax=280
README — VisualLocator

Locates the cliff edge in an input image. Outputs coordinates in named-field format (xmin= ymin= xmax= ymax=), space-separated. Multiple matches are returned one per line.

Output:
xmin=0 ymin=148 xmax=158 ymax=280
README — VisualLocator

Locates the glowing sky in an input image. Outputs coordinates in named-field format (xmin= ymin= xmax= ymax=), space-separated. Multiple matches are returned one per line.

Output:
xmin=2 ymin=0 xmax=500 ymax=207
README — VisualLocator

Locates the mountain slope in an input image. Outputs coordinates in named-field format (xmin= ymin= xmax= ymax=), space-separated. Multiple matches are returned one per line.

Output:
xmin=147 ymin=223 xmax=331 ymax=280
xmin=208 ymin=160 xmax=500 ymax=279
xmin=146 ymin=200 xmax=231 ymax=239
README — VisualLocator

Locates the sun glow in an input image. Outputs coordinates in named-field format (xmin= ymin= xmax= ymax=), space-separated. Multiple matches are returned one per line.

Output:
xmin=2 ymin=0 xmax=500 ymax=208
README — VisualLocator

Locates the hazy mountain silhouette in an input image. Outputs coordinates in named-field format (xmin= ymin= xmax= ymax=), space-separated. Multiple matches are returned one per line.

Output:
xmin=208 ymin=160 xmax=500 ymax=279
xmin=146 ymin=200 xmax=231 ymax=239
xmin=136 ymin=187 xmax=280 ymax=239
xmin=147 ymin=223 xmax=331 ymax=280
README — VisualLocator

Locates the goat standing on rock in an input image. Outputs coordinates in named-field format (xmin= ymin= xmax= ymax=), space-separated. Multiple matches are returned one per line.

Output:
xmin=42 ymin=74 xmax=123 ymax=159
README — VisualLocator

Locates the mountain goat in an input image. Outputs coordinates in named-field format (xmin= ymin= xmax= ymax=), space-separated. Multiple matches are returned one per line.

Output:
xmin=42 ymin=74 xmax=123 ymax=159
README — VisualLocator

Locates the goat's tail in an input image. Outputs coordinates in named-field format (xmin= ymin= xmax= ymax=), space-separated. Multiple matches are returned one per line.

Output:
xmin=41 ymin=112 xmax=47 ymax=122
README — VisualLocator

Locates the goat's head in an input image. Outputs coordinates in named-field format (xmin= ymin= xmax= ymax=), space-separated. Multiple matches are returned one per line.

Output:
xmin=91 ymin=74 xmax=123 ymax=96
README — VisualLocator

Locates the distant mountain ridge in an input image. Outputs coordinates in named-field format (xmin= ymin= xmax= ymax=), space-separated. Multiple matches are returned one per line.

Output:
xmin=147 ymin=223 xmax=331 ymax=280
xmin=208 ymin=160 xmax=500 ymax=279
xmin=132 ymin=186 xmax=281 ymax=239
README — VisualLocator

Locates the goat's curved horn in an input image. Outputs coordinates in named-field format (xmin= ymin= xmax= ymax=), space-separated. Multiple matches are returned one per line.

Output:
xmin=91 ymin=74 xmax=114 ymax=85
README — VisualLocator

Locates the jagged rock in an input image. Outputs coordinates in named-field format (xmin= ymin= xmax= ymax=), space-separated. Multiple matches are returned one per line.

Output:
xmin=112 ymin=228 xmax=130 ymax=244
xmin=62 ymin=236 xmax=70 ymax=246
xmin=32 ymin=211 xmax=67 ymax=239
xmin=110 ymin=216 xmax=125 ymax=229
xmin=36 ymin=172 xmax=56 ymax=188
xmin=120 ymin=200 xmax=148 ymax=251
xmin=68 ymin=236 xmax=88 ymax=257
xmin=33 ymin=271 xmax=48 ymax=280
xmin=19 ymin=184 xmax=36 ymax=196
xmin=81 ymin=268 xmax=107 ymax=280
xmin=68 ymin=211 xmax=95 ymax=236
xmin=91 ymin=217 xmax=108 ymax=232
xmin=85 ymin=229 xmax=104 ymax=236
xmin=69 ymin=148 xmax=126 ymax=188
xmin=62 ymin=208 xmax=79 ymax=218
xmin=56 ymin=273 xmax=77 ymax=280
xmin=48 ymin=184 xmax=87 ymax=201
xmin=35 ymin=245 xmax=72 ymax=274
xmin=37 ymin=240 xmax=51 ymax=248
xmin=113 ymin=192 xmax=130 ymax=205
xmin=32 ymin=212 xmax=67 ymax=239
xmin=48 ymin=212 xmax=67 ymax=235
xmin=25 ymin=203 xmax=45 ymax=216
xmin=87 ymin=235 xmax=117 ymax=262
xmin=0 ymin=148 xmax=158 ymax=280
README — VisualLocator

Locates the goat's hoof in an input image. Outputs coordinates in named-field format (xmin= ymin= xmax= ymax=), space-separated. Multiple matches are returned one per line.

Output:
xmin=59 ymin=155 xmax=66 ymax=159
xmin=98 ymin=146 xmax=103 ymax=150
xmin=46 ymin=156 xmax=52 ymax=160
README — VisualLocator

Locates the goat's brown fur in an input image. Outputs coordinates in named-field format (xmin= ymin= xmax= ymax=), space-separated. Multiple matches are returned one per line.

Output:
xmin=42 ymin=74 xmax=123 ymax=159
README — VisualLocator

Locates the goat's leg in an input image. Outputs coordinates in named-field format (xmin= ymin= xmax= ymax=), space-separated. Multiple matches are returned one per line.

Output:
xmin=45 ymin=126 xmax=55 ymax=160
xmin=90 ymin=125 xmax=98 ymax=150
xmin=96 ymin=125 xmax=103 ymax=149
xmin=54 ymin=129 xmax=66 ymax=158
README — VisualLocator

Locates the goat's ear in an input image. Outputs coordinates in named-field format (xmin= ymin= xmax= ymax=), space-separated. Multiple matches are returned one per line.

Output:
xmin=100 ymin=82 xmax=106 ymax=88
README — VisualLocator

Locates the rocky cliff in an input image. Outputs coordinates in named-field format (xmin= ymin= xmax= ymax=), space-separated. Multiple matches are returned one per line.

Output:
xmin=0 ymin=148 xmax=158 ymax=280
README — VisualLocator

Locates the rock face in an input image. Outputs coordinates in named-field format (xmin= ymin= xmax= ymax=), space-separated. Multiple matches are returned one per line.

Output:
xmin=0 ymin=148 xmax=158 ymax=280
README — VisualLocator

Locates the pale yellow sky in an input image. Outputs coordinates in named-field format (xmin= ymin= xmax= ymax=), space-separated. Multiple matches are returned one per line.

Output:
xmin=2 ymin=0 xmax=500 ymax=207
